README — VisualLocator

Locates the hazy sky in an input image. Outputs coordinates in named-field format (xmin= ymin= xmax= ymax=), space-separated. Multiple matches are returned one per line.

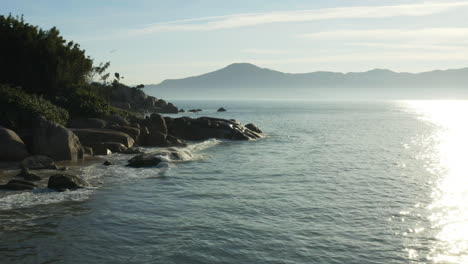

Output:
xmin=4 ymin=0 xmax=468 ymax=84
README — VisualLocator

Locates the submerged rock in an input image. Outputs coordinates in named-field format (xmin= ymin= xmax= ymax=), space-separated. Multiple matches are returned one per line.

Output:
xmin=47 ymin=174 xmax=89 ymax=191
xmin=0 ymin=126 xmax=29 ymax=161
xmin=20 ymin=155 xmax=57 ymax=170
xmin=103 ymin=160 xmax=112 ymax=166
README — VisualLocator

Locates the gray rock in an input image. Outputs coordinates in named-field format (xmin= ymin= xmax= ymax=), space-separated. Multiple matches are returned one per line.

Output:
xmin=20 ymin=155 xmax=57 ymax=170
xmin=47 ymin=174 xmax=89 ymax=191
xmin=127 ymin=154 xmax=162 ymax=168
xmin=0 ymin=127 xmax=29 ymax=161
xmin=71 ymin=128 xmax=135 ymax=148
xmin=32 ymin=117 xmax=84 ymax=161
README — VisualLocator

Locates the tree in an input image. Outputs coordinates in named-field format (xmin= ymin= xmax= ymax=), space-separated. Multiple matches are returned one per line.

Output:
xmin=0 ymin=14 xmax=93 ymax=97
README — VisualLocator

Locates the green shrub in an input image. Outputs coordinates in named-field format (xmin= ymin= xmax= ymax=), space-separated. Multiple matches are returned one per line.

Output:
xmin=55 ymin=86 xmax=111 ymax=118
xmin=0 ymin=84 xmax=69 ymax=129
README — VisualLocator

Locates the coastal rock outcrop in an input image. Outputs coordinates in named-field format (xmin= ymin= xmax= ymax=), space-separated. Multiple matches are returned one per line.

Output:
xmin=31 ymin=117 xmax=84 ymax=161
xmin=166 ymin=116 xmax=263 ymax=141
xmin=20 ymin=155 xmax=57 ymax=170
xmin=47 ymin=174 xmax=89 ymax=191
xmin=217 ymin=107 xmax=227 ymax=112
xmin=0 ymin=126 xmax=29 ymax=161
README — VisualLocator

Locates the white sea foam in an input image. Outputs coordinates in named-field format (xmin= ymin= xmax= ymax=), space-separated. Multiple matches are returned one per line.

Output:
xmin=0 ymin=139 xmax=223 ymax=211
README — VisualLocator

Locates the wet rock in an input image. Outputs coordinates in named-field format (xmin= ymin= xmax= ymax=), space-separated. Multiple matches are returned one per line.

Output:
xmin=245 ymin=123 xmax=263 ymax=134
xmin=0 ymin=127 xmax=29 ymax=161
xmin=20 ymin=155 xmax=57 ymax=170
xmin=121 ymin=148 xmax=144 ymax=154
xmin=188 ymin=109 xmax=202 ymax=113
xmin=217 ymin=107 xmax=227 ymax=112
xmin=16 ymin=168 xmax=41 ymax=181
xmin=0 ymin=179 xmax=36 ymax=190
xmin=31 ymin=117 xmax=84 ymax=161
xmin=127 ymin=154 xmax=162 ymax=168
xmin=103 ymin=160 xmax=112 ymax=166
xmin=165 ymin=135 xmax=188 ymax=147
xmin=47 ymin=174 xmax=89 ymax=191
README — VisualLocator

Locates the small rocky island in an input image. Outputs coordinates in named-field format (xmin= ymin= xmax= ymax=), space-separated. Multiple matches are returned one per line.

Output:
xmin=0 ymin=14 xmax=264 ymax=193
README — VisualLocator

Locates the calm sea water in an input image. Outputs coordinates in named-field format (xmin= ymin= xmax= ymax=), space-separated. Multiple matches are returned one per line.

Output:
xmin=1 ymin=100 xmax=467 ymax=264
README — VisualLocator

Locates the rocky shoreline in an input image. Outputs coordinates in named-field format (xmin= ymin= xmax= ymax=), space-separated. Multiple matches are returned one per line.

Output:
xmin=0 ymin=109 xmax=264 ymax=193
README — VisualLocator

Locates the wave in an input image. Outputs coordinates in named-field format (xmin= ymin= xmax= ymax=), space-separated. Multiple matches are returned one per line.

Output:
xmin=0 ymin=139 xmax=223 ymax=212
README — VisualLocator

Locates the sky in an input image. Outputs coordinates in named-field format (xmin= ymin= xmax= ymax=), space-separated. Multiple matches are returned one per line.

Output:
xmin=3 ymin=0 xmax=468 ymax=84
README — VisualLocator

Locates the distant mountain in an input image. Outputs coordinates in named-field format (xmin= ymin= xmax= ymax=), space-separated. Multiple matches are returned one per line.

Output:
xmin=146 ymin=63 xmax=468 ymax=99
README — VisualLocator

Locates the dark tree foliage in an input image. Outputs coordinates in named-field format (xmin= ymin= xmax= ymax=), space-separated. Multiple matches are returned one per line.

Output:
xmin=54 ymin=86 xmax=111 ymax=118
xmin=0 ymin=14 xmax=93 ymax=97
xmin=0 ymin=84 xmax=69 ymax=130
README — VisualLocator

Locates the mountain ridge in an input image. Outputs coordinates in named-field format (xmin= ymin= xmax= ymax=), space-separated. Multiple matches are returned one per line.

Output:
xmin=147 ymin=63 xmax=468 ymax=99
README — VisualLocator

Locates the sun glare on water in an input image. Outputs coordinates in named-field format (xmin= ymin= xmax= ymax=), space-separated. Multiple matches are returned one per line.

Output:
xmin=404 ymin=100 xmax=468 ymax=264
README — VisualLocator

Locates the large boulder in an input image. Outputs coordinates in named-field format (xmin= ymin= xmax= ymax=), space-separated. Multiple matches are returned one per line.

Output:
xmin=146 ymin=113 xmax=167 ymax=135
xmin=32 ymin=117 xmax=84 ymax=161
xmin=168 ymin=117 xmax=263 ymax=141
xmin=71 ymin=128 xmax=135 ymax=148
xmin=0 ymin=127 xmax=29 ymax=161
xmin=20 ymin=155 xmax=57 ymax=170
xmin=105 ymin=114 xmax=130 ymax=126
xmin=67 ymin=118 xmax=107 ymax=129
xmin=47 ymin=174 xmax=89 ymax=191
xmin=127 ymin=154 xmax=162 ymax=168
xmin=141 ymin=131 xmax=166 ymax=147
xmin=106 ymin=124 xmax=140 ymax=141
xmin=0 ymin=179 xmax=36 ymax=190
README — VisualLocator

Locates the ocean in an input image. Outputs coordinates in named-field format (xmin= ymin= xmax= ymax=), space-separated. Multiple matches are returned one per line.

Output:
xmin=1 ymin=100 xmax=467 ymax=264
